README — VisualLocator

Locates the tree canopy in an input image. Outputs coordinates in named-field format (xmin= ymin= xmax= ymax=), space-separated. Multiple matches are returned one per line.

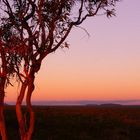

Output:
xmin=0 ymin=0 xmax=119 ymax=71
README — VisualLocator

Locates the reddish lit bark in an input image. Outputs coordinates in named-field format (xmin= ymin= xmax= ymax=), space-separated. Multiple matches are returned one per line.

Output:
xmin=26 ymin=73 xmax=35 ymax=140
xmin=16 ymin=80 xmax=28 ymax=140
xmin=0 ymin=42 xmax=8 ymax=140
xmin=0 ymin=79 xmax=8 ymax=140
xmin=16 ymin=70 xmax=36 ymax=140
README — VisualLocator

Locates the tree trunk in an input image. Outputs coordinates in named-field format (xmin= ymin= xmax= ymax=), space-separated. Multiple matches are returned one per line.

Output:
xmin=0 ymin=79 xmax=8 ymax=140
xmin=16 ymin=61 xmax=41 ymax=140
xmin=16 ymin=73 xmax=35 ymax=140
xmin=16 ymin=80 xmax=28 ymax=140
xmin=26 ymin=74 xmax=35 ymax=140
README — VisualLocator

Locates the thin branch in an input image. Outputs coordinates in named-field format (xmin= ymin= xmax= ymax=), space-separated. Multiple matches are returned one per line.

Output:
xmin=73 ymin=1 xmax=102 ymax=25
xmin=49 ymin=23 xmax=73 ymax=53
xmin=76 ymin=25 xmax=90 ymax=38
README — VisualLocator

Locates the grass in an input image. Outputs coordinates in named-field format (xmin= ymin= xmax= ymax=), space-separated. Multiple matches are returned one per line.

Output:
xmin=4 ymin=105 xmax=140 ymax=140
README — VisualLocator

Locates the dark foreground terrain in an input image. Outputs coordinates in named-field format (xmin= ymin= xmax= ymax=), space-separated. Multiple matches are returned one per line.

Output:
xmin=4 ymin=105 xmax=140 ymax=140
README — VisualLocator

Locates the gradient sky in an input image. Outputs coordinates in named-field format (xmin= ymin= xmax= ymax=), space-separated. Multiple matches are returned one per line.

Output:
xmin=6 ymin=0 xmax=140 ymax=102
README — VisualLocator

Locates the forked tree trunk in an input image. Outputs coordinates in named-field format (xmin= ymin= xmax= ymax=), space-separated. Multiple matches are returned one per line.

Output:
xmin=0 ymin=79 xmax=8 ymax=140
xmin=16 ymin=73 xmax=35 ymax=140
xmin=16 ymin=80 xmax=28 ymax=140
xmin=16 ymin=61 xmax=41 ymax=140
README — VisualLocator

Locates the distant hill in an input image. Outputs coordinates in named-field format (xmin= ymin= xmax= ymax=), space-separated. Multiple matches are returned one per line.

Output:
xmin=99 ymin=103 xmax=122 ymax=107
xmin=85 ymin=104 xmax=98 ymax=106
xmin=85 ymin=103 xmax=122 ymax=107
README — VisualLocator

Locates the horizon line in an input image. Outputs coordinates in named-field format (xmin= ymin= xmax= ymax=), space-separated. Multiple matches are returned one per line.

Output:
xmin=6 ymin=99 xmax=140 ymax=105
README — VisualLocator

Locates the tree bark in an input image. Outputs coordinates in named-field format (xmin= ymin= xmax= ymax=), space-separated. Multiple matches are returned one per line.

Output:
xmin=0 ymin=79 xmax=8 ymax=140
xmin=16 ymin=60 xmax=41 ymax=140
xmin=16 ymin=80 xmax=28 ymax=140
xmin=26 ymin=73 xmax=35 ymax=140
xmin=16 ymin=73 xmax=35 ymax=140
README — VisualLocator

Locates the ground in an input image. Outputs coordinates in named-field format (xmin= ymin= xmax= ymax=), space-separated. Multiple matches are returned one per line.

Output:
xmin=4 ymin=105 xmax=140 ymax=140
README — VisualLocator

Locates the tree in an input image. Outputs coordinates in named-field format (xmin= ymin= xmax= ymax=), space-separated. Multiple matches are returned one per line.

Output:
xmin=0 ymin=30 xmax=8 ymax=140
xmin=0 ymin=0 xmax=119 ymax=139
xmin=0 ymin=20 xmax=22 ymax=139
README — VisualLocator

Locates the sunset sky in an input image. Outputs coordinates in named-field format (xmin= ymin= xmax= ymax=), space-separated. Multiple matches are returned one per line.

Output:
xmin=6 ymin=0 xmax=140 ymax=102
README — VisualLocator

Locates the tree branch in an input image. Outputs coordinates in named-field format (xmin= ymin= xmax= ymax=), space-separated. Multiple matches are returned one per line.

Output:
xmin=73 ymin=1 xmax=102 ymax=25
